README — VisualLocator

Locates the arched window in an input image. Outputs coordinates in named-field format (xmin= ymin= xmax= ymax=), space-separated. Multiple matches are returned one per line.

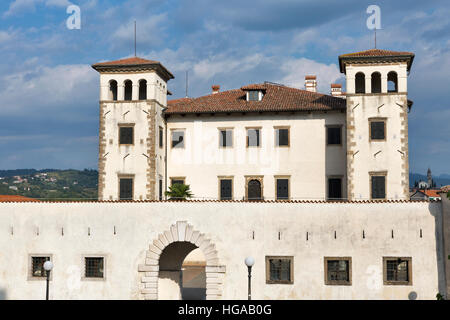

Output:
xmin=387 ymin=71 xmax=398 ymax=92
xmin=139 ymin=79 xmax=147 ymax=100
xmin=109 ymin=80 xmax=118 ymax=101
xmin=247 ymin=179 xmax=262 ymax=200
xmin=355 ymin=72 xmax=365 ymax=94
xmin=124 ymin=80 xmax=133 ymax=101
xmin=371 ymin=72 xmax=381 ymax=93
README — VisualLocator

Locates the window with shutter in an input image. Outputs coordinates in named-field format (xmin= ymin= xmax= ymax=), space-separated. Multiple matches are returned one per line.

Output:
xmin=370 ymin=121 xmax=386 ymax=140
xmin=276 ymin=179 xmax=289 ymax=200
xmin=219 ymin=129 xmax=233 ymax=147
xmin=275 ymin=128 xmax=289 ymax=146
xmin=247 ymin=128 xmax=260 ymax=147
xmin=371 ymin=175 xmax=386 ymax=199
xmin=220 ymin=179 xmax=232 ymax=200
xmin=119 ymin=127 xmax=134 ymax=145
xmin=119 ymin=178 xmax=133 ymax=200
xmin=327 ymin=126 xmax=341 ymax=145
xmin=171 ymin=130 xmax=185 ymax=148
xmin=328 ymin=178 xmax=342 ymax=200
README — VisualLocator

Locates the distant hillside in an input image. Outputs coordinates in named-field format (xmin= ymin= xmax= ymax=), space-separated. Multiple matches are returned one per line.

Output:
xmin=0 ymin=169 xmax=98 ymax=200
xmin=409 ymin=173 xmax=450 ymax=188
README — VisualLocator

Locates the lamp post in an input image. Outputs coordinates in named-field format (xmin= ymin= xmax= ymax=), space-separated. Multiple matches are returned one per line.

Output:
xmin=43 ymin=260 xmax=53 ymax=300
xmin=245 ymin=257 xmax=254 ymax=300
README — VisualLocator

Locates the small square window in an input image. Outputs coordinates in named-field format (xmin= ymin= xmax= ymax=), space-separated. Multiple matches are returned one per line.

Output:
xmin=85 ymin=257 xmax=104 ymax=279
xmin=370 ymin=120 xmax=386 ymax=141
xmin=325 ymin=257 xmax=352 ymax=285
xmin=171 ymin=178 xmax=185 ymax=186
xmin=219 ymin=129 xmax=233 ymax=147
xmin=275 ymin=128 xmax=289 ymax=147
xmin=171 ymin=130 xmax=185 ymax=148
xmin=327 ymin=126 xmax=342 ymax=145
xmin=383 ymin=257 xmax=412 ymax=285
xmin=266 ymin=256 xmax=293 ymax=284
xmin=31 ymin=256 xmax=50 ymax=278
xmin=119 ymin=126 xmax=134 ymax=145
xmin=247 ymin=128 xmax=260 ymax=147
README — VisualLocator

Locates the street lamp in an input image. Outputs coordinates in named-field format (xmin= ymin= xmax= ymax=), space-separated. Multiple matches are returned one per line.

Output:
xmin=245 ymin=256 xmax=254 ymax=300
xmin=43 ymin=260 xmax=53 ymax=300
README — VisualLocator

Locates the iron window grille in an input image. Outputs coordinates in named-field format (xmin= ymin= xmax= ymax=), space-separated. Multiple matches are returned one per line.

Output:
xmin=384 ymin=257 xmax=412 ymax=285
xmin=266 ymin=256 xmax=293 ymax=284
xmin=325 ymin=258 xmax=351 ymax=285
xmin=31 ymin=256 xmax=50 ymax=277
xmin=85 ymin=257 xmax=104 ymax=278
xmin=276 ymin=179 xmax=289 ymax=200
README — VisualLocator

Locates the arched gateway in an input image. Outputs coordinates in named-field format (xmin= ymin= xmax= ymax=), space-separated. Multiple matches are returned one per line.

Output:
xmin=138 ymin=221 xmax=225 ymax=300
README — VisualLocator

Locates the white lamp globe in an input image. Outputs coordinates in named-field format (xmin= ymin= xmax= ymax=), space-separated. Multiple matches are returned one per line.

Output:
xmin=245 ymin=256 xmax=255 ymax=267
xmin=43 ymin=261 xmax=53 ymax=272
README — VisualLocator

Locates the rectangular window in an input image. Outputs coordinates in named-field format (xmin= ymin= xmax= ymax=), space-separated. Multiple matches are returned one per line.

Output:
xmin=219 ymin=179 xmax=232 ymax=200
xmin=219 ymin=129 xmax=233 ymax=147
xmin=276 ymin=178 xmax=289 ymax=200
xmin=371 ymin=174 xmax=386 ymax=199
xmin=31 ymin=256 xmax=50 ymax=278
xmin=119 ymin=126 xmax=134 ymax=145
xmin=325 ymin=257 xmax=352 ymax=285
xmin=171 ymin=178 xmax=185 ymax=186
xmin=266 ymin=256 xmax=293 ymax=284
xmin=327 ymin=126 xmax=342 ymax=145
xmin=248 ymin=91 xmax=259 ymax=101
xmin=171 ymin=130 xmax=185 ymax=148
xmin=275 ymin=128 xmax=289 ymax=147
xmin=85 ymin=257 xmax=104 ymax=279
xmin=159 ymin=179 xmax=163 ymax=200
xmin=383 ymin=257 xmax=412 ymax=285
xmin=119 ymin=178 xmax=133 ymax=200
xmin=328 ymin=178 xmax=342 ymax=200
xmin=247 ymin=128 xmax=260 ymax=147
xmin=159 ymin=127 xmax=163 ymax=148
xmin=370 ymin=119 xmax=386 ymax=141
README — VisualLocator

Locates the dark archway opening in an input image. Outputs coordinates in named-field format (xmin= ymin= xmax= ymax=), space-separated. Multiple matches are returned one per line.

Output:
xmin=124 ymin=80 xmax=133 ymax=101
xmin=248 ymin=179 xmax=262 ymax=200
xmin=139 ymin=79 xmax=147 ymax=100
xmin=109 ymin=80 xmax=118 ymax=101
xmin=371 ymin=72 xmax=381 ymax=93
xmin=355 ymin=72 xmax=365 ymax=94
xmin=388 ymin=71 xmax=398 ymax=92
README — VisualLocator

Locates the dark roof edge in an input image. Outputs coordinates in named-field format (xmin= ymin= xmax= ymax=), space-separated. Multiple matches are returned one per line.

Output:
xmin=338 ymin=54 xmax=415 ymax=73
xmin=91 ymin=63 xmax=174 ymax=81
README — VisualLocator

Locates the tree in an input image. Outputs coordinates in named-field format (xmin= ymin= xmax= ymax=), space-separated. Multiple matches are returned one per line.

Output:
xmin=165 ymin=183 xmax=193 ymax=200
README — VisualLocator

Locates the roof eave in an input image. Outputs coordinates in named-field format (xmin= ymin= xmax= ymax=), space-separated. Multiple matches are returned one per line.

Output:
xmin=339 ymin=54 xmax=415 ymax=74
xmin=91 ymin=63 xmax=175 ymax=81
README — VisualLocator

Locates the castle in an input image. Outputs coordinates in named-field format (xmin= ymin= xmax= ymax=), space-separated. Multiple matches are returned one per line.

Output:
xmin=0 ymin=49 xmax=449 ymax=300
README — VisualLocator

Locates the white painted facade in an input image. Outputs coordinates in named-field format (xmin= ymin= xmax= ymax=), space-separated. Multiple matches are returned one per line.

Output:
xmin=0 ymin=201 xmax=447 ymax=300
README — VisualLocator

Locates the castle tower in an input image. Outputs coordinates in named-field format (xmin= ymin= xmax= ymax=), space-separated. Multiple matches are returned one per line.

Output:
xmin=92 ymin=57 xmax=174 ymax=200
xmin=339 ymin=49 xmax=415 ymax=200
xmin=427 ymin=168 xmax=432 ymax=188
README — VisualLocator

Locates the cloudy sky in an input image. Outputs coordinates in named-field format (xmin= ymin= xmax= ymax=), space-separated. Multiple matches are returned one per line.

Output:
xmin=0 ymin=0 xmax=448 ymax=175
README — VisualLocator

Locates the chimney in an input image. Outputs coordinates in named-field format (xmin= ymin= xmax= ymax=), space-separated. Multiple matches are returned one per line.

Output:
xmin=304 ymin=75 xmax=317 ymax=92
xmin=212 ymin=85 xmax=220 ymax=94
xmin=331 ymin=83 xmax=342 ymax=97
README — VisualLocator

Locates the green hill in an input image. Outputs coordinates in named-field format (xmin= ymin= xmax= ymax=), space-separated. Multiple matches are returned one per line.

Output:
xmin=0 ymin=169 xmax=98 ymax=200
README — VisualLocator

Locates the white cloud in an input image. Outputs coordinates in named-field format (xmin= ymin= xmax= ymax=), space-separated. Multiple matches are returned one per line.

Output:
xmin=3 ymin=0 xmax=72 ymax=17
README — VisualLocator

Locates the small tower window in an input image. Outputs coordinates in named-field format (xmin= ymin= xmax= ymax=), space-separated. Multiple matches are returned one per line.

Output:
xmin=387 ymin=71 xmax=398 ymax=92
xmin=139 ymin=79 xmax=147 ymax=100
xmin=355 ymin=72 xmax=365 ymax=94
xmin=109 ymin=80 xmax=118 ymax=101
xmin=371 ymin=72 xmax=381 ymax=94
xmin=124 ymin=80 xmax=133 ymax=101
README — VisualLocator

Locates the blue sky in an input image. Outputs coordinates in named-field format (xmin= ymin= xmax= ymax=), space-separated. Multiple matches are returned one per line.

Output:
xmin=0 ymin=0 xmax=448 ymax=175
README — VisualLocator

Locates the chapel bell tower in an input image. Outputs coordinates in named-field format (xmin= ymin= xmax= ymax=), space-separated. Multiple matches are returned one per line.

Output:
xmin=92 ymin=57 xmax=174 ymax=201
xmin=339 ymin=49 xmax=415 ymax=200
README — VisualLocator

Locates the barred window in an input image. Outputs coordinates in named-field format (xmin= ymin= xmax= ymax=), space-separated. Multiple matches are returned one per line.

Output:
xmin=371 ymin=175 xmax=386 ymax=199
xmin=266 ymin=256 xmax=293 ymax=284
xmin=31 ymin=256 xmax=50 ymax=277
xmin=85 ymin=257 xmax=104 ymax=278
xmin=220 ymin=179 xmax=232 ymax=200
xmin=119 ymin=126 xmax=134 ymax=145
xmin=276 ymin=178 xmax=289 ymax=200
xmin=325 ymin=257 xmax=351 ymax=285
xmin=384 ymin=257 xmax=411 ymax=285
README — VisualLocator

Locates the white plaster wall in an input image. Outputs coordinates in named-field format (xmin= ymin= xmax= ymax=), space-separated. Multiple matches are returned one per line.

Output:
xmin=166 ymin=112 xmax=347 ymax=200
xmin=0 ymin=201 xmax=443 ymax=300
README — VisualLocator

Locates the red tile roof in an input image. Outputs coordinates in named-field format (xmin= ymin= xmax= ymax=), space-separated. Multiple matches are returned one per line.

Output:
xmin=0 ymin=195 xmax=39 ymax=202
xmin=424 ymin=190 xmax=441 ymax=198
xmin=339 ymin=49 xmax=415 ymax=73
xmin=166 ymin=83 xmax=346 ymax=115
xmin=91 ymin=56 xmax=174 ymax=81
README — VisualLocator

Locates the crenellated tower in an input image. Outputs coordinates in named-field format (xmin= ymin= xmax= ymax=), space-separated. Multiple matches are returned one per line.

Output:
xmin=339 ymin=49 xmax=415 ymax=200
xmin=92 ymin=57 xmax=174 ymax=200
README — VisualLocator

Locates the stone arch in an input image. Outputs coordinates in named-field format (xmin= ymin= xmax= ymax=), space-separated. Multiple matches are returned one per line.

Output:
xmin=138 ymin=221 xmax=225 ymax=300
xmin=124 ymin=79 xmax=133 ymax=101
